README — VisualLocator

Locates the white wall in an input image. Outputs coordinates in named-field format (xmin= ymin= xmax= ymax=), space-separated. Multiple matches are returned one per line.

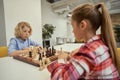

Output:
xmin=0 ymin=0 xmax=6 ymax=46
xmin=3 ymin=0 xmax=42 ymax=45
xmin=41 ymin=0 xmax=68 ymax=45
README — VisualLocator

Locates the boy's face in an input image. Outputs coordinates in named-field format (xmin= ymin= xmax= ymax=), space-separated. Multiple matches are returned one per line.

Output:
xmin=20 ymin=26 xmax=30 ymax=40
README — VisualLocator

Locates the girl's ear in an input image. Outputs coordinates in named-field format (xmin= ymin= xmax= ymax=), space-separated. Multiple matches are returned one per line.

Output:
xmin=79 ymin=20 xmax=87 ymax=30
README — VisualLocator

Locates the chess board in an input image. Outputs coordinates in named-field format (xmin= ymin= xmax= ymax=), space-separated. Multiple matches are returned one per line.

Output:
xmin=13 ymin=46 xmax=57 ymax=68
xmin=13 ymin=55 xmax=40 ymax=67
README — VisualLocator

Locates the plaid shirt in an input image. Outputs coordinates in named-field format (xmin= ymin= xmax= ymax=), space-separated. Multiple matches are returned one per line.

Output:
xmin=47 ymin=35 xmax=119 ymax=80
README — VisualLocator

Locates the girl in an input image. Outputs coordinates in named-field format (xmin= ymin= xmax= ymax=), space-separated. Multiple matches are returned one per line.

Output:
xmin=8 ymin=22 xmax=41 ymax=57
xmin=47 ymin=3 xmax=120 ymax=80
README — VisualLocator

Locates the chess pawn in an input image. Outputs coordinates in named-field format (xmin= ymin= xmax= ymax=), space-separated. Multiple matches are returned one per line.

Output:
xmin=33 ymin=47 xmax=40 ymax=60
xmin=49 ymin=48 xmax=52 ymax=56
xmin=29 ymin=51 xmax=32 ymax=58
xmin=32 ymin=48 xmax=38 ymax=59
xmin=38 ymin=46 xmax=42 ymax=53
xmin=42 ymin=52 xmax=46 ymax=68
xmin=39 ymin=57 xmax=45 ymax=70
xmin=44 ymin=58 xmax=51 ymax=66
xmin=42 ymin=58 xmax=46 ymax=67
xmin=45 ymin=47 xmax=49 ymax=57
xmin=41 ymin=58 xmax=50 ymax=69
xmin=46 ymin=47 xmax=51 ymax=57
xmin=32 ymin=47 xmax=36 ymax=57
xmin=32 ymin=54 xmax=39 ymax=60
xmin=39 ymin=46 xmax=42 ymax=50
xmin=52 ymin=46 xmax=56 ymax=55
xmin=39 ymin=59 xmax=44 ymax=70
xmin=53 ymin=47 xmax=56 ymax=54
xmin=43 ymin=47 xmax=47 ymax=57
xmin=39 ymin=52 xmax=42 ymax=70
xmin=29 ymin=46 xmax=34 ymax=51
xmin=42 ymin=52 xmax=44 ymax=57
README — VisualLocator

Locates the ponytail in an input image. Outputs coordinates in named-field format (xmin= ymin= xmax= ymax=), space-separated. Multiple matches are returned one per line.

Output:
xmin=95 ymin=3 xmax=120 ymax=74
xmin=72 ymin=3 xmax=120 ymax=74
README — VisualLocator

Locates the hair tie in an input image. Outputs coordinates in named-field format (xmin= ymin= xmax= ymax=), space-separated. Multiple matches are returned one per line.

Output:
xmin=95 ymin=3 xmax=101 ymax=9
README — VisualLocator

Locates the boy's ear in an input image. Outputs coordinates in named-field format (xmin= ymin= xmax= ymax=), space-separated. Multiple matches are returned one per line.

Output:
xmin=79 ymin=20 xmax=87 ymax=30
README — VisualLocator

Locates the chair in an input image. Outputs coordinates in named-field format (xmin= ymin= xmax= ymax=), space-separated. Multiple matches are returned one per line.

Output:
xmin=117 ymin=48 xmax=120 ymax=75
xmin=0 ymin=46 xmax=8 ymax=58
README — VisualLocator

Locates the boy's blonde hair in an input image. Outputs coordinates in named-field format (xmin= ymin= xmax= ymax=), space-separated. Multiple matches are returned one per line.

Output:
xmin=14 ymin=21 xmax=32 ymax=38
xmin=72 ymin=3 xmax=120 ymax=74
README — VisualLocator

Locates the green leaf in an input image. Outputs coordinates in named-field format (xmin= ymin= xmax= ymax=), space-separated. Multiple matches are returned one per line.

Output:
xmin=42 ymin=24 xmax=56 ymax=39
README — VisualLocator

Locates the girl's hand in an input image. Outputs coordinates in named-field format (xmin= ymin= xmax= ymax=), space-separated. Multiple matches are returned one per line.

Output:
xmin=58 ymin=52 xmax=69 ymax=59
xmin=70 ymin=48 xmax=79 ymax=57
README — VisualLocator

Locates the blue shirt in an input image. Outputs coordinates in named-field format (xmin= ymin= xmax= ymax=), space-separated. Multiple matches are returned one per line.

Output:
xmin=8 ymin=38 xmax=41 ymax=54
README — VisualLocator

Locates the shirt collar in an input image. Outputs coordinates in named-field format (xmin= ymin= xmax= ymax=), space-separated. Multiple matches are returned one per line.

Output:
xmin=86 ymin=34 xmax=101 ymax=44
xmin=18 ymin=38 xmax=27 ymax=42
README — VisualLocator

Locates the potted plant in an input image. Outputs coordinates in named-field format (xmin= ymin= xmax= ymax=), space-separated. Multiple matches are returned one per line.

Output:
xmin=42 ymin=24 xmax=56 ymax=47
xmin=42 ymin=24 xmax=56 ymax=39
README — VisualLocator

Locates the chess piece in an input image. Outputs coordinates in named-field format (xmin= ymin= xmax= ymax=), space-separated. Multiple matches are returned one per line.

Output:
xmin=42 ymin=52 xmax=44 ymax=57
xmin=43 ymin=47 xmax=47 ymax=58
xmin=49 ymin=47 xmax=52 ymax=56
xmin=43 ymin=58 xmax=51 ymax=66
xmin=38 ymin=52 xmax=42 ymax=60
xmin=29 ymin=51 xmax=32 ymax=58
xmin=52 ymin=46 xmax=56 ymax=55
xmin=39 ymin=52 xmax=43 ymax=70
xmin=39 ymin=60 xmax=44 ymax=70
xmin=39 ymin=52 xmax=46 ymax=70
xmin=46 ymin=47 xmax=50 ymax=57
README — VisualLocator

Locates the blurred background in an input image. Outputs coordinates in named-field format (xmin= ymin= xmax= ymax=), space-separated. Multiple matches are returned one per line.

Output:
xmin=0 ymin=0 xmax=120 ymax=47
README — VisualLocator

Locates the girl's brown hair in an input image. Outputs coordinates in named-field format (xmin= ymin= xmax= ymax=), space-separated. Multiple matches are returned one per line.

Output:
xmin=72 ymin=3 xmax=120 ymax=74
xmin=14 ymin=21 xmax=32 ymax=38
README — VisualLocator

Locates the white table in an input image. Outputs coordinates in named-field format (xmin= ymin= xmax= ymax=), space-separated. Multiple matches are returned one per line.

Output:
xmin=0 ymin=43 xmax=83 ymax=80
xmin=0 ymin=57 xmax=50 ymax=80
xmin=54 ymin=43 xmax=84 ymax=52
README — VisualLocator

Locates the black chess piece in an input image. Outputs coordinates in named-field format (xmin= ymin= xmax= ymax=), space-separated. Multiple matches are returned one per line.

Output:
xmin=29 ymin=51 xmax=32 ymax=58
xmin=38 ymin=52 xmax=42 ymax=60
xmin=37 ymin=47 xmax=40 ymax=53
xmin=46 ymin=47 xmax=50 ymax=57
xmin=39 ymin=46 xmax=42 ymax=50
xmin=39 ymin=52 xmax=43 ymax=68
xmin=42 ymin=52 xmax=44 ymax=57
xmin=49 ymin=48 xmax=52 ymax=56
xmin=52 ymin=46 xmax=56 ymax=55
xmin=37 ymin=47 xmax=42 ymax=60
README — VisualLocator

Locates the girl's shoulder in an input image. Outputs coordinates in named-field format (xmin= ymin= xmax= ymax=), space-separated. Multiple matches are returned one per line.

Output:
xmin=86 ymin=39 xmax=107 ymax=49
xmin=80 ymin=39 xmax=108 ymax=54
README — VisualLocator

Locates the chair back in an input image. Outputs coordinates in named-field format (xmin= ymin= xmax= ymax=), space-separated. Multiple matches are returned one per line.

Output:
xmin=0 ymin=46 xmax=8 ymax=58
xmin=117 ymin=48 xmax=120 ymax=75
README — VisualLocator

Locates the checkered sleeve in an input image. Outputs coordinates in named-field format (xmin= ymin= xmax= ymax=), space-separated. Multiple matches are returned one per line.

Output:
xmin=47 ymin=55 xmax=94 ymax=80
